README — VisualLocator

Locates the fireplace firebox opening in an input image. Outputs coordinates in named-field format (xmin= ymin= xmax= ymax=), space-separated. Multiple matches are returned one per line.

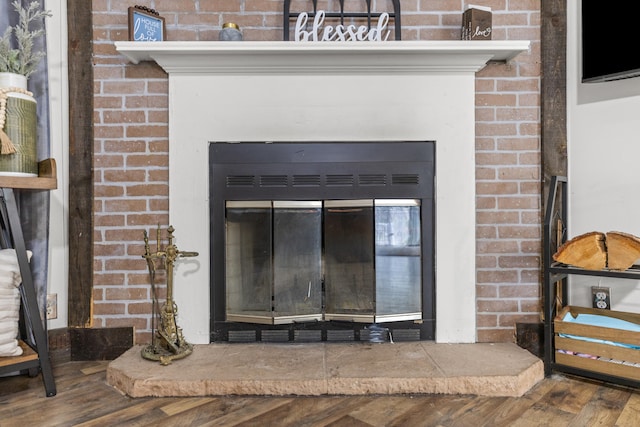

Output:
xmin=209 ymin=141 xmax=435 ymax=342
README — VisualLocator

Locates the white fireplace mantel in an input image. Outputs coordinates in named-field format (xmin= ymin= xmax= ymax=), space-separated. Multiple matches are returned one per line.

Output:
xmin=115 ymin=40 xmax=530 ymax=344
xmin=116 ymin=40 xmax=529 ymax=73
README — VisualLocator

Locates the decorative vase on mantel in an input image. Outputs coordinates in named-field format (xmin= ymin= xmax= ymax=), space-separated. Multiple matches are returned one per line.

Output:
xmin=0 ymin=72 xmax=38 ymax=176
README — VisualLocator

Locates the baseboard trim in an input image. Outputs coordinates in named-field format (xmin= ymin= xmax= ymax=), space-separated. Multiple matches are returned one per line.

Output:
xmin=515 ymin=322 xmax=544 ymax=358
xmin=47 ymin=327 xmax=134 ymax=362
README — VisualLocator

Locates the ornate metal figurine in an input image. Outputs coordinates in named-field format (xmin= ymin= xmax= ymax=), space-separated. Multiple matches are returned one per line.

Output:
xmin=142 ymin=225 xmax=198 ymax=365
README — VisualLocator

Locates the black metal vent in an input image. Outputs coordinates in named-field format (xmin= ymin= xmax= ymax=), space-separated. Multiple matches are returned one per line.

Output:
xmin=261 ymin=330 xmax=289 ymax=342
xmin=260 ymin=175 xmax=288 ymax=187
xmin=392 ymin=174 xmax=420 ymax=185
xmin=390 ymin=329 xmax=421 ymax=342
xmin=359 ymin=174 xmax=386 ymax=186
xmin=228 ymin=330 xmax=256 ymax=343
xmin=326 ymin=174 xmax=354 ymax=186
xmin=226 ymin=175 xmax=255 ymax=187
xmin=226 ymin=173 xmax=420 ymax=190
xmin=293 ymin=175 xmax=321 ymax=187
xmin=327 ymin=330 xmax=354 ymax=342
xmin=226 ymin=326 xmax=421 ymax=343
xmin=294 ymin=330 xmax=322 ymax=342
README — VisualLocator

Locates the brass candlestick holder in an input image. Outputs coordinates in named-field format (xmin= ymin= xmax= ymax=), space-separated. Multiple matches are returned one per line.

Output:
xmin=141 ymin=225 xmax=198 ymax=365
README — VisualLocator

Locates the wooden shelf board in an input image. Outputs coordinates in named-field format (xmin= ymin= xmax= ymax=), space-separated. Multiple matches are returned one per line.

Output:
xmin=0 ymin=341 xmax=38 ymax=368
xmin=0 ymin=158 xmax=57 ymax=190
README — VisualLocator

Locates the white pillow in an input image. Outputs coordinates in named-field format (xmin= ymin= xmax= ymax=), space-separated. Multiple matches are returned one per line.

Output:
xmin=0 ymin=249 xmax=32 ymax=357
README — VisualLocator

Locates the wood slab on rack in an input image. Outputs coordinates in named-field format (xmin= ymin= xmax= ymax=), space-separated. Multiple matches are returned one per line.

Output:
xmin=553 ymin=231 xmax=607 ymax=270
xmin=606 ymin=231 xmax=640 ymax=271
xmin=553 ymin=230 xmax=640 ymax=271
xmin=0 ymin=159 xmax=57 ymax=190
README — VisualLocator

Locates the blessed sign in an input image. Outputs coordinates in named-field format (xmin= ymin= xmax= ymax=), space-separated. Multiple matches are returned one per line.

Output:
xmin=294 ymin=10 xmax=391 ymax=42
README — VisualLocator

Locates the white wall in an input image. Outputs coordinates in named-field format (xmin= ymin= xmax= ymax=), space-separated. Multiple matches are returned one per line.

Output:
xmin=45 ymin=2 xmax=69 ymax=330
xmin=567 ymin=2 xmax=640 ymax=311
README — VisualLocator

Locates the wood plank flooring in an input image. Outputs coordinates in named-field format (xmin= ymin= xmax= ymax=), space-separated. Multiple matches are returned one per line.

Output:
xmin=1 ymin=360 xmax=640 ymax=426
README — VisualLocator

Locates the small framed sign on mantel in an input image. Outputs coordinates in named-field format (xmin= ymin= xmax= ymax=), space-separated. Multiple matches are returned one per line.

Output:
xmin=128 ymin=6 xmax=165 ymax=41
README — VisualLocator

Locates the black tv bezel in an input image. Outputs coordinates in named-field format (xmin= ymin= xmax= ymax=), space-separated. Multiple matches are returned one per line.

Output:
xmin=581 ymin=2 xmax=640 ymax=83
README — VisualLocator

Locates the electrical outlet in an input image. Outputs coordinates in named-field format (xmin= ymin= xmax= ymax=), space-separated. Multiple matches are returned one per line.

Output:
xmin=46 ymin=294 xmax=57 ymax=319
xmin=591 ymin=287 xmax=611 ymax=310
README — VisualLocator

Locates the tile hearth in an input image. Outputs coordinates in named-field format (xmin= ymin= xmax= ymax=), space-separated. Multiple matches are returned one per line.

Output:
xmin=106 ymin=342 xmax=543 ymax=398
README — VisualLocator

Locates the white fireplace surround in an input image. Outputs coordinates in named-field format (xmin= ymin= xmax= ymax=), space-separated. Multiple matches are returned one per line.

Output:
xmin=116 ymin=40 xmax=529 ymax=344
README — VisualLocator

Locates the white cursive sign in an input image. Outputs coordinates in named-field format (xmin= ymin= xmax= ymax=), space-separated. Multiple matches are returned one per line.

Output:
xmin=472 ymin=26 xmax=492 ymax=38
xmin=133 ymin=15 xmax=162 ymax=41
xmin=295 ymin=10 xmax=391 ymax=42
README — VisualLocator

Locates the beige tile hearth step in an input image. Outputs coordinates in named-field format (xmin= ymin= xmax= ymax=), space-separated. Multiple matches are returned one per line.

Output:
xmin=106 ymin=342 xmax=544 ymax=398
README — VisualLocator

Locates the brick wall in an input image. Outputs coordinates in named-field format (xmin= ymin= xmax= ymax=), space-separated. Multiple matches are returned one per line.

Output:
xmin=92 ymin=0 xmax=541 ymax=344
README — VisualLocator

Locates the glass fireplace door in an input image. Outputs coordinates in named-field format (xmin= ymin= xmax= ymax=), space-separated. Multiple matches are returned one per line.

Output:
xmin=225 ymin=201 xmax=273 ymax=324
xmin=225 ymin=199 xmax=423 ymax=325
xmin=375 ymin=199 xmax=422 ymax=322
xmin=324 ymin=200 xmax=375 ymax=322
xmin=272 ymin=201 xmax=323 ymax=323
xmin=323 ymin=199 xmax=423 ymax=323
xmin=225 ymin=201 xmax=323 ymax=324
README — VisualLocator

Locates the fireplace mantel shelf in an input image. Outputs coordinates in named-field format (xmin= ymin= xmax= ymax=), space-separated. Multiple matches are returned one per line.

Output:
xmin=115 ymin=40 xmax=530 ymax=74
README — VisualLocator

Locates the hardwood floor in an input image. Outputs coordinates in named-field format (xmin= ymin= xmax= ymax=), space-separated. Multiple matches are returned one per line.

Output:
xmin=1 ymin=360 xmax=640 ymax=426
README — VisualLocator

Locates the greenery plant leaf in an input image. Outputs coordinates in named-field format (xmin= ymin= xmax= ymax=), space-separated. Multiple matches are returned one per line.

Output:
xmin=0 ymin=1 xmax=52 ymax=78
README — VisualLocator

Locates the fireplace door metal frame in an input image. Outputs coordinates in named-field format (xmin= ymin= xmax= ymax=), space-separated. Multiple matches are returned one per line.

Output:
xmin=209 ymin=141 xmax=435 ymax=342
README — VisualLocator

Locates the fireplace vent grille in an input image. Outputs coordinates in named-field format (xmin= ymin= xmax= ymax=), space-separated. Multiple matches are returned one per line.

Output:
xmin=260 ymin=175 xmax=288 ymax=187
xmin=327 ymin=330 xmax=355 ymax=341
xmin=225 ymin=173 xmax=420 ymax=190
xmin=226 ymin=175 xmax=255 ymax=187
xmin=326 ymin=174 xmax=354 ymax=186
xmin=226 ymin=328 xmax=421 ymax=343
xmin=261 ymin=330 xmax=289 ymax=342
xmin=294 ymin=330 xmax=322 ymax=342
xmin=392 ymin=174 xmax=420 ymax=185
xmin=228 ymin=330 xmax=256 ymax=343
xmin=359 ymin=174 xmax=386 ymax=185
xmin=293 ymin=175 xmax=321 ymax=187
xmin=389 ymin=329 xmax=421 ymax=341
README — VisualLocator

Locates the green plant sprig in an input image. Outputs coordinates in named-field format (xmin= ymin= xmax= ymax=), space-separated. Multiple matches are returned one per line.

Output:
xmin=0 ymin=1 xmax=52 ymax=78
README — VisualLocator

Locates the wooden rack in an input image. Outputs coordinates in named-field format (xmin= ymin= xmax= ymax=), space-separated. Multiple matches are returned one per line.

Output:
xmin=0 ymin=159 xmax=57 ymax=396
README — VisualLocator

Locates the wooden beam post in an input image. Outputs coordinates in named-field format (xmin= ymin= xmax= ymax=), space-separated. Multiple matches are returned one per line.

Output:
xmin=67 ymin=0 xmax=94 ymax=327
xmin=541 ymin=0 xmax=567 ymax=202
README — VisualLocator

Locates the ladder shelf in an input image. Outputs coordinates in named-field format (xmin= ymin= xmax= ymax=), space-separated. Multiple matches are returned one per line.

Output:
xmin=0 ymin=159 xmax=57 ymax=397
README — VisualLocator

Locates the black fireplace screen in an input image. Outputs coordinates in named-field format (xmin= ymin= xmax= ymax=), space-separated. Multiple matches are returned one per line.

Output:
xmin=210 ymin=142 xmax=435 ymax=342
